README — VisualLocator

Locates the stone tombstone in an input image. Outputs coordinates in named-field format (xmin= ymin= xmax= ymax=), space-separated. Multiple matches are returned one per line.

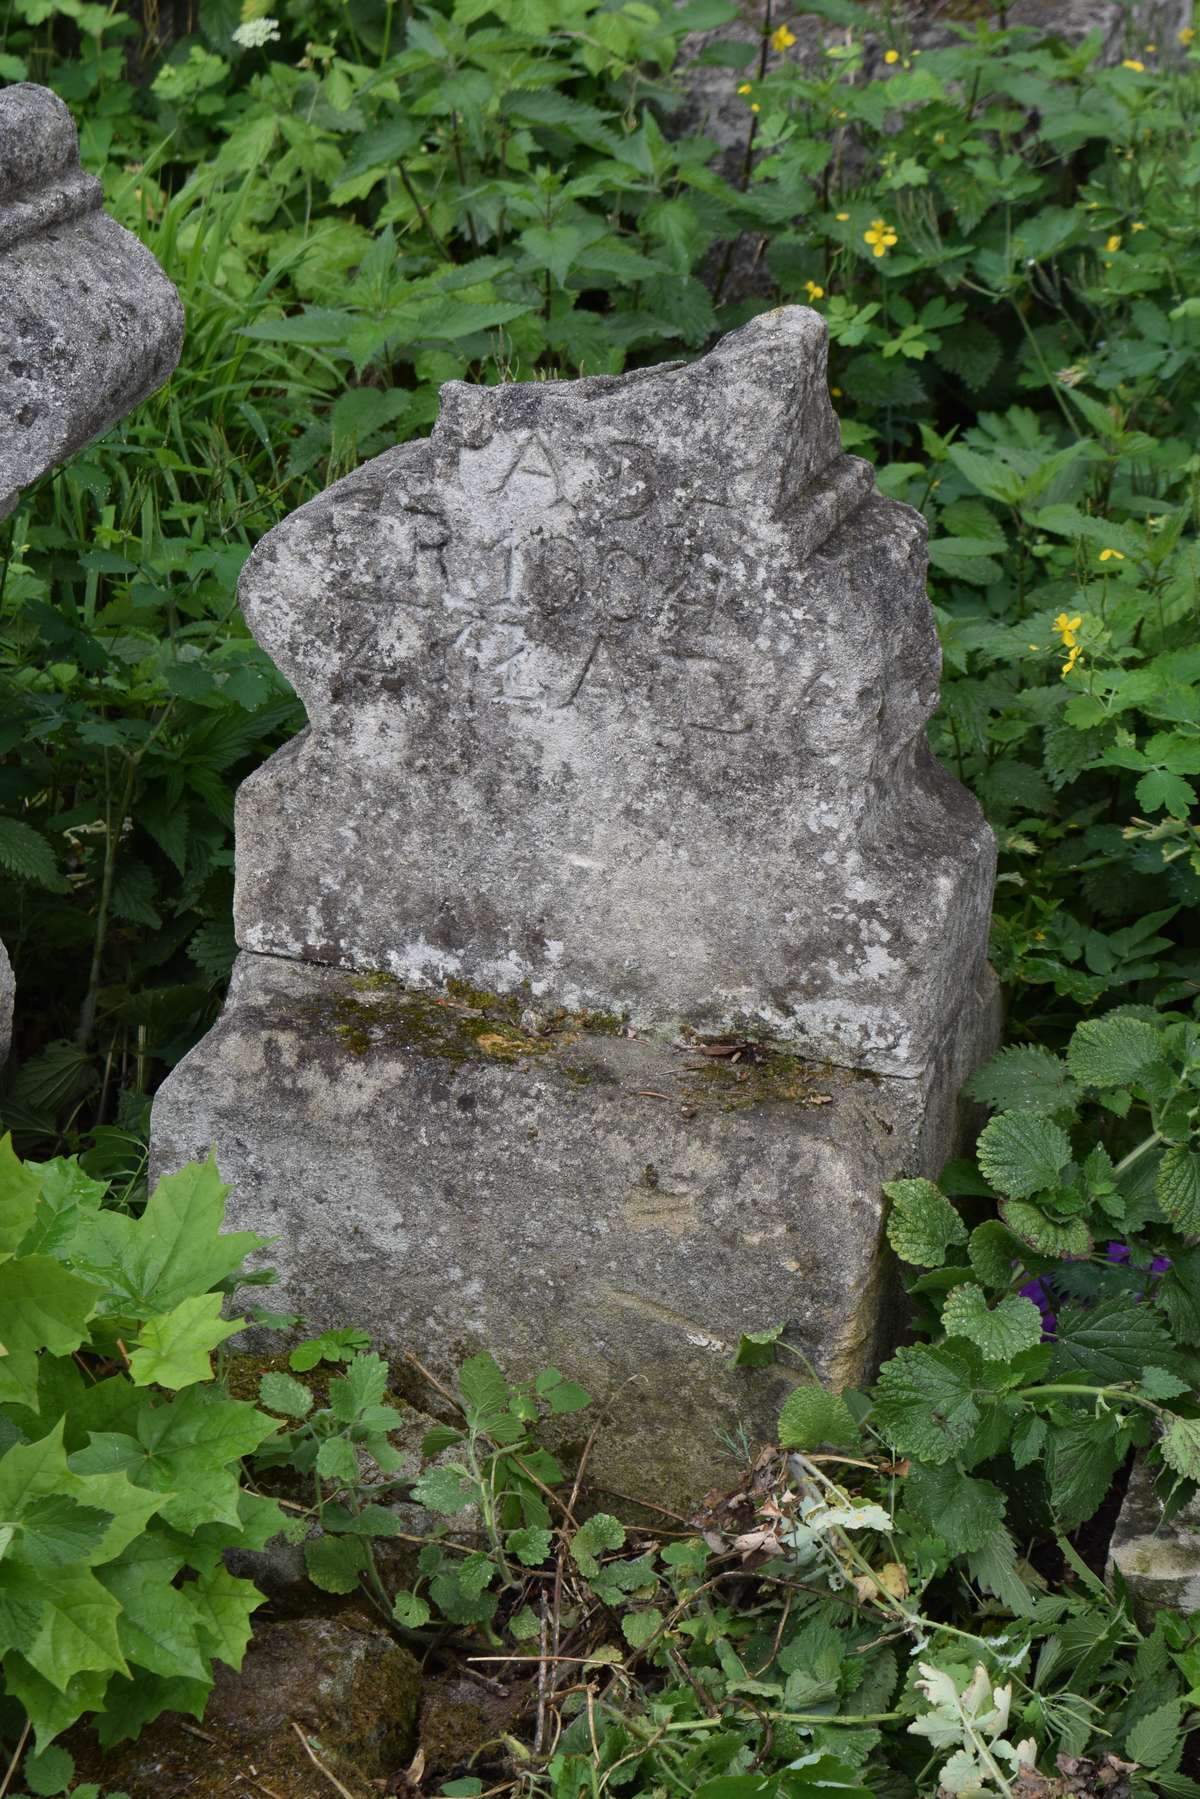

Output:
xmin=153 ymin=308 xmax=999 ymax=1500
xmin=0 ymin=83 xmax=184 ymax=520
xmin=0 ymin=82 xmax=183 ymax=1066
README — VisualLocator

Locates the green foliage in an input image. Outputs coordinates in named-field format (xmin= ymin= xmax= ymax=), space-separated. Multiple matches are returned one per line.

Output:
xmin=0 ymin=1140 xmax=279 ymax=1755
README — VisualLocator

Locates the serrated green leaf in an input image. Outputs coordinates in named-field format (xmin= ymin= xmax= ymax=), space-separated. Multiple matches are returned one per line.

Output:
xmin=1050 ymin=1298 xmax=1176 ymax=1384
xmin=70 ymin=1388 xmax=275 ymax=1533
xmin=97 ymin=1533 xmax=208 ymax=1682
xmin=904 ymin=1463 xmax=1006 ymax=1553
xmin=998 ymin=1199 xmax=1092 ymax=1260
xmin=127 ymin=1293 xmax=242 ymax=1391
xmin=1158 ymin=1146 xmax=1200 ymax=1238
xmin=1011 ymin=1412 xmax=1047 ymax=1470
xmin=1067 ymin=1015 xmax=1165 ymax=1087
xmin=965 ymin=1522 xmax=1036 ymax=1616
xmin=289 ymin=1328 xmax=371 ymax=1371
xmin=964 ymin=1046 xmax=1077 ymax=1115
xmin=1127 ymin=1698 xmax=1184 ymax=1769
xmin=458 ymin=1350 xmax=509 ymax=1427
xmin=0 ymin=1133 xmax=45 ymax=1256
xmin=411 ymin=1465 xmax=477 ymax=1515
xmin=315 ymin=1435 xmax=359 ymax=1484
xmin=23 ymin=1743 xmax=75 ymax=1795
xmin=622 ymin=1607 xmax=663 ymax=1646
xmin=941 ymin=1283 xmax=1044 ymax=1358
xmin=1046 ymin=1412 xmax=1123 ymax=1530
xmin=420 ymin=1424 xmax=463 ymax=1456
xmin=967 ymin=1220 xmax=1022 ymax=1288
xmin=1143 ymin=1366 xmax=1191 ymax=1400
xmin=304 ymin=1531 xmax=368 ymax=1594
xmin=506 ymin=1525 xmax=552 ymax=1566
xmin=571 ymin=1512 xmax=625 ymax=1578
xmin=329 ymin=1351 xmax=389 ymax=1423
xmin=258 ymin=1370 xmax=314 ymax=1418
xmin=977 ymin=1112 xmax=1072 ymax=1199
xmin=183 ymin=1563 xmax=263 ymax=1669
xmin=777 ymin=1385 xmax=861 ymax=1451
xmin=872 ymin=1343 xmax=982 ymax=1464
xmin=883 ymin=1178 xmax=967 ymax=1267
xmin=1161 ymin=1416 xmax=1200 ymax=1482
xmin=392 ymin=1588 xmax=431 ymax=1629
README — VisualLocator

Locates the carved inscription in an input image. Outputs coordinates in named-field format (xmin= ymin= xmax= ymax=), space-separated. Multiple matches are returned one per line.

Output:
xmin=333 ymin=460 xmax=756 ymax=731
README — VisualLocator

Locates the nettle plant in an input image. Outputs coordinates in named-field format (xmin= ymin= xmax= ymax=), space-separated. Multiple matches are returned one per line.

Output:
xmin=875 ymin=1006 xmax=1200 ymax=1535
xmin=0 ymin=1143 xmax=282 ymax=1777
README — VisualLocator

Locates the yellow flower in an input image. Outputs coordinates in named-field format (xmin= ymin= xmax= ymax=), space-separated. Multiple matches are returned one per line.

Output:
xmin=1132 ymin=220 xmax=1146 ymax=231
xmin=830 ymin=385 xmax=843 ymax=397
xmin=1122 ymin=57 xmax=1145 ymax=69
xmin=934 ymin=131 xmax=946 ymax=143
xmin=771 ymin=23 xmax=797 ymax=49
xmin=1145 ymin=41 xmax=1157 ymax=51
xmin=738 ymin=82 xmax=752 ymax=93
xmin=804 ymin=280 xmax=825 ymax=300
xmin=1062 ymin=643 xmax=1083 ymax=678
xmin=884 ymin=47 xmax=899 ymax=63
xmin=1028 ymin=643 xmax=1040 ymax=651
xmin=1098 ymin=547 xmax=1125 ymax=562
xmin=1181 ymin=26 xmax=1196 ymax=43
xmin=1053 ymin=612 xmax=1083 ymax=648
xmin=1105 ymin=234 xmax=1122 ymax=252
xmin=751 ymin=102 xmax=761 ymax=112
xmin=835 ymin=211 xmax=850 ymax=221
xmin=864 ymin=217 xmax=898 ymax=258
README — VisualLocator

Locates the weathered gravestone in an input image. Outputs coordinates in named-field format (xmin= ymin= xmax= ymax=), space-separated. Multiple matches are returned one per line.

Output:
xmin=0 ymin=83 xmax=183 ymax=1066
xmin=152 ymin=307 xmax=999 ymax=1498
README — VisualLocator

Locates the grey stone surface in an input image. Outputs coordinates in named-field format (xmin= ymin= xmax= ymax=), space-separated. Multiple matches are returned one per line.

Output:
xmin=153 ymin=310 xmax=1000 ymax=1499
xmin=0 ymin=939 xmax=11 ymax=1069
xmin=1107 ymin=1457 xmax=1200 ymax=1626
xmin=0 ymin=83 xmax=184 ymax=519
xmin=234 ymin=308 xmax=994 ymax=1078
xmin=153 ymin=951 xmax=1000 ymax=1504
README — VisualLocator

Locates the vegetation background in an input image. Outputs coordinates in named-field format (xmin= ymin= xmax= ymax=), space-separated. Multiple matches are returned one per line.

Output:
xmin=5 ymin=0 xmax=1200 ymax=1792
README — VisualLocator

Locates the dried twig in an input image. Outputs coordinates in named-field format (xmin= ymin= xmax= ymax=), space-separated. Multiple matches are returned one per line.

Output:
xmin=290 ymin=1721 xmax=358 ymax=1799
xmin=534 ymin=1593 xmax=551 ymax=1756
xmin=0 ymin=1718 xmax=30 ymax=1799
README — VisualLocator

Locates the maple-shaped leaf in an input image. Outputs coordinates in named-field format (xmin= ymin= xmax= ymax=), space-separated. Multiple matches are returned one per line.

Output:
xmin=0 ymin=1132 xmax=46 ymax=1257
xmin=184 ymin=1563 xmax=265 ymax=1670
xmin=0 ymin=1255 xmax=102 ymax=1409
xmin=127 ymin=1293 xmax=243 ymax=1391
xmin=69 ymin=1154 xmax=266 ymax=1321
xmin=97 ymin=1533 xmax=209 ymax=1683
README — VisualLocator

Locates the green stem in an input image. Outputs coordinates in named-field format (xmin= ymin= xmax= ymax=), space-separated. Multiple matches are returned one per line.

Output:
xmin=1113 ymin=1131 xmax=1163 ymax=1178
xmin=1022 ymin=1382 xmax=1161 ymax=1414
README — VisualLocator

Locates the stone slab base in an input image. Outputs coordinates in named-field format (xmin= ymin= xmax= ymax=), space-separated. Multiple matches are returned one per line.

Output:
xmin=151 ymin=953 xmax=999 ymax=1504
xmin=1107 ymin=1457 xmax=1200 ymax=1625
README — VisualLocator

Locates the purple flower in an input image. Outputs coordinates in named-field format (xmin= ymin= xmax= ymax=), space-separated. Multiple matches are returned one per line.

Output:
xmin=1020 ymin=1278 xmax=1057 ymax=1340
xmin=1152 ymin=1255 xmax=1172 ymax=1277
xmin=1106 ymin=1242 xmax=1131 ymax=1264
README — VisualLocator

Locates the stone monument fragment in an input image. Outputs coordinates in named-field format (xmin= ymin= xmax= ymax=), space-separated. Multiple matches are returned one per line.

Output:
xmin=0 ymin=82 xmax=183 ymax=1066
xmin=152 ymin=308 xmax=999 ymax=1497
xmin=0 ymin=82 xmax=184 ymax=520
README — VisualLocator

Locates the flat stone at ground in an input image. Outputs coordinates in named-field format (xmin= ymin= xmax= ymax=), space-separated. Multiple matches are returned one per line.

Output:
xmin=153 ymin=951 xmax=999 ymax=1504
xmin=0 ymin=83 xmax=183 ymax=518
xmin=1106 ymin=1456 xmax=1200 ymax=1626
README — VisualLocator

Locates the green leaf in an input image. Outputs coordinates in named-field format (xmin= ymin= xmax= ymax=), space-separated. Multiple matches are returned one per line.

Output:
xmin=1049 ymin=1298 xmax=1176 ymax=1384
xmin=1160 ymin=1416 xmax=1200 ymax=1482
xmin=1158 ymin=1147 xmax=1200 ymax=1238
xmin=258 ymin=1371 xmax=314 ymax=1418
xmin=777 ymin=1385 xmax=861 ymax=1451
xmin=0 ymin=1133 xmax=45 ymax=1255
xmin=506 ymin=1525 xmax=553 ymax=1566
xmin=69 ymin=1154 xmax=264 ymax=1318
xmin=329 ymin=1351 xmax=389 ymax=1422
xmin=184 ymin=1563 xmax=263 ymax=1669
xmin=872 ymin=1343 xmax=981 ymax=1464
xmin=315 ymin=1435 xmax=359 ymax=1484
xmin=411 ymin=1465 xmax=477 ymax=1515
xmin=976 ymin=1112 xmax=1072 ymax=1199
xmin=458 ymin=1351 xmax=510 ymax=1426
xmin=0 ymin=818 xmax=66 ymax=889
xmin=1067 ymin=1016 xmax=1165 ymax=1087
xmin=127 ymin=1293 xmax=242 ymax=1390
xmin=965 ymin=1522 xmax=1036 ymax=1616
xmin=392 ymin=1589 xmax=431 ymax=1629
xmin=1143 ymin=1366 xmax=1191 ymax=1400
xmin=23 ymin=1744 xmax=75 ymax=1796
xmin=1127 ymin=1698 xmax=1185 ymax=1769
xmin=97 ymin=1533 xmax=208 ymax=1682
xmin=967 ymin=1221 xmax=1022 ymax=1289
xmin=883 ymin=1178 xmax=967 ymax=1266
xmin=941 ymin=1283 xmax=1044 ymax=1358
xmin=289 ymin=1327 xmax=371 ymax=1371
xmin=571 ymin=1512 xmax=626 ymax=1578
xmin=304 ymin=1532 xmax=368 ymax=1594
xmin=0 ymin=1255 xmax=102 ymax=1408
xmin=1046 ymin=1412 xmax=1123 ymax=1530
xmin=964 ymin=1046 xmax=1077 ymax=1115
xmin=420 ymin=1424 xmax=463 ymax=1456
xmin=70 ymin=1388 xmax=275 ymax=1533
xmin=1011 ymin=1413 xmax=1047 ymax=1470
xmin=998 ymin=1199 xmax=1092 ymax=1260
xmin=904 ymin=1463 xmax=1006 ymax=1553
xmin=732 ymin=1325 xmax=783 ymax=1368
xmin=622 ymin=1607 xmax=663 ymax=1647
